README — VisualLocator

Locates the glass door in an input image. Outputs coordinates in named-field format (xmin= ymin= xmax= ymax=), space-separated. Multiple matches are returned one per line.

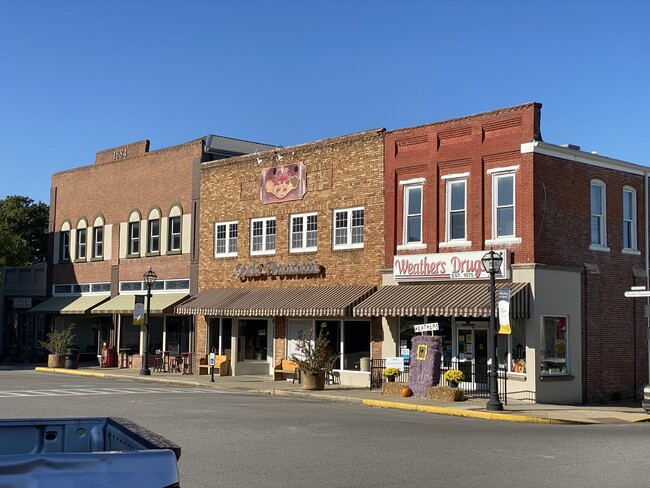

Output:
xmin=456 ymin=325 xmax=488 ymax=390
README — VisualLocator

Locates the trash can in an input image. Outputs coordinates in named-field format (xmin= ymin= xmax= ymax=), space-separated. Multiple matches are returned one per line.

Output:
xmin=360 ymin=357 xmax=370 ymax=372
xmin=64 ymin=348 xmax=80 ymax=369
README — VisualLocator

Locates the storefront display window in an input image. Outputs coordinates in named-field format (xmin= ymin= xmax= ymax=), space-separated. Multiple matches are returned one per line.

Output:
xmin=540 ymin=316 xmax=567 ymax=375
xmin=343 ymin=320 xmax=369 ymax=370
xmin=400 ymin=317 xmax=451 ymax=362
xmin=496 ymin=319 xmax=527 ymax=373
xmin=239 ymin=319 xmax=268 ymax=360
xmin=165 ymin=316 xmax=190 ymax=354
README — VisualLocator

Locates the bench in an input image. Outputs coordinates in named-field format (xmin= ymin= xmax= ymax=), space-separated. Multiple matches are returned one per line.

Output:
xmin=198 ymin=355 xmax=229 ymax=376
xmin=274 ymin=358 xmax=299 ymax=382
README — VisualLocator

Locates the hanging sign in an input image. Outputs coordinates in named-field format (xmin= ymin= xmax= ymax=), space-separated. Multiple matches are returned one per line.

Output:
xmin=414 ymin=322 xmax=439 ymax=333
xmin=497 ymin=288 xmax=511 ymax=334
xmin=259 ymin=162 xmax=307 ymax=204
xmin=133 ymin=295 xmax=145 ymax=326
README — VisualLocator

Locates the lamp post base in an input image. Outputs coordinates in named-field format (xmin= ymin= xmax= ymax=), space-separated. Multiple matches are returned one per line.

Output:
xmin=139 ymin=368 xmax=151 ymax=376
xmin=486 ymin=398 xmax=504 ymax=411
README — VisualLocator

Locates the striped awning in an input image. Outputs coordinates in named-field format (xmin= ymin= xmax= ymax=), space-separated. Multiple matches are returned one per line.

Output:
xmin=175 ymin=286 xmax=376 ymax=317
xmin=91 ymin=293 xmax=189 ymax=314
xmin=28 ymin=295 xmax=110 ymax=314
xmin=353 ymin=282 xmax=529 ymax=318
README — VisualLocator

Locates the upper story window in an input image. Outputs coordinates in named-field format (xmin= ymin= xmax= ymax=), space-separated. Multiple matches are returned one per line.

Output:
xmin=403 ymin=182 xmax=423 ymax=245
xmin=590 ymin=180 xmax=607 ymax=249
xmin=251 ymin=217 xmax=276 ymax=255
xmin=290 ymin=212 xmax=318 ymax=252
xmin=169 ymin=216 xmax=181 ymax=252
xmin=494 ymin=173 xmax=515 ymax=238
xmin=75 ymin=218 xmax=88 ymax=261
xmin=167 ymin=205 xmax=183 ymax=254
xmin=215 ymin=221 xmax=238 ymax=257
xmin=148 ymin=219 xmax=160 ymax=254
xmin=333 ymin=207 xmax=364 ymax=250
xmin=129 ymin=222 xmax=140 ymax=255
xmin=92 ymin=216 xmax=104 ymax=260
xmin=446 ymin=178 xmax=466 ymax=241
xmin=146 ymin=208 xmax=161 ymax=256
xmin=623 ymin=186 xmax=637 ymax=251
xmin=60 ymin=221 xmax=71 ymax=262
xmin=76 ymin=228 xmax=87 ymax=260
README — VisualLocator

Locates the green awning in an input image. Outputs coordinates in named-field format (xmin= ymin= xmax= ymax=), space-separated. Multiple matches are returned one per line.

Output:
xmin=28 ymin=295 xmax=110 ymax=315
xmin=91 ymin=293 xmax=189 ymax=315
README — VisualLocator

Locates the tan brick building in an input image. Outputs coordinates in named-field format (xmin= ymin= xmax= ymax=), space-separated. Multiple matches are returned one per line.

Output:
xmin=177 ymin=129 xmax=385 ymax=386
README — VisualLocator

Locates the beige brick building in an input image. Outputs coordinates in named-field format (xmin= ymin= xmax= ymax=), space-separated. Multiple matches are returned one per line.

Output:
xmin=177 ymin=129 xmax=385 ymax=385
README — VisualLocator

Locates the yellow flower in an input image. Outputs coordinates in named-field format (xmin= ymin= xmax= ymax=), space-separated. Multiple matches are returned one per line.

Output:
xmin=382 ymin=367 xmax=400 ymax=378
xmin=444 ymin=369 xmax=464 ymax=383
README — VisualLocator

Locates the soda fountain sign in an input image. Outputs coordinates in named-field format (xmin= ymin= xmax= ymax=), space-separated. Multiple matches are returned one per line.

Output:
xmin=393 ymin=250 xmax=507 ymax=282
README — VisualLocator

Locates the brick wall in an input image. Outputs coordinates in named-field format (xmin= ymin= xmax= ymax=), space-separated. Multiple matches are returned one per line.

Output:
xmin=384 ymin=103 xmax=540 ymax=267
xmin=50 ymin=139 xmax=203 ymax=286
xmin=196 ymin=129 xmax=386 ymax=359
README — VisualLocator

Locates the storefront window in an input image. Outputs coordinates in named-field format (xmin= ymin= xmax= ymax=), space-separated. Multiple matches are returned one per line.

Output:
xmin=208 ymin=317 xmax=232 ymax=356
xmin=400 ymin=316 xmax=451 ymax=363
xmin=166 ymin=316 xmax=190 ymax=354
xmin=343 ymin=320 xmax=370 ymax=371
xmin=540 ymin=316 xmax=567 ymax=375
xmin=239 ymin=319 xmax=268 ymax=360
xmin=496 ymin=319 xmax=527 ymax=373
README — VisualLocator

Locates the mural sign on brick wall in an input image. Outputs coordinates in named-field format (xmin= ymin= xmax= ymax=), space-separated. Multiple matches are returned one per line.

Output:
xmin=259 ymin=162 xmax=306 ymax=204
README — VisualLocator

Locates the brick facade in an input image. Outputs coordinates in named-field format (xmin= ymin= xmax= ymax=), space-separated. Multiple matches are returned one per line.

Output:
xmin=196 ymin=129 xmax=386 ymax=371
xmin=383 ymin=102 xmax=648 ymax=402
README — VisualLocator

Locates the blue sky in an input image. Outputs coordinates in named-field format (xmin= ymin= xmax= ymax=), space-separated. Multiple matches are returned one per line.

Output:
xmin=1 ymin=1 xmax=648 ymax=204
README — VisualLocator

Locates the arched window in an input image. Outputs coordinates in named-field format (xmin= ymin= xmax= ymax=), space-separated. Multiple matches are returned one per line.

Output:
xmin=168 ymin=205 xmax=183 ymax=253
xmin=92 ymin=215 xmax=105 ymax=259
xmin=147 ymin=207 xmax=161 ymax=255
xmin=128 ymin=210 xmax=141 ymax=256
xmin=60 ymin=221 xmax=71 ymax=262
xmin=76 ymin=218 xmax=88 ymax=261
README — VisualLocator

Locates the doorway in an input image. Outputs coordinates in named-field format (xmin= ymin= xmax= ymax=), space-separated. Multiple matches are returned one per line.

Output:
xmin=456 ymin=324 xmax=488 ymax=389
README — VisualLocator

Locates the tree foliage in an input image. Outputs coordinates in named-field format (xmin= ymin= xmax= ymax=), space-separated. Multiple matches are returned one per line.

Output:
xmin=0 ymin=195 xmax=49 ymax=267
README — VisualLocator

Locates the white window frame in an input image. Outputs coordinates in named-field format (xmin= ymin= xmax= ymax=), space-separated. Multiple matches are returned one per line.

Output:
xmin=446 ymin=178 xmax=466 ymax=241
xmin=92 ymin=224 xmax=104 ymax=259
xmin=540 ymin=315 xmax=569 ymax=376
xmin=623 ymin=186 xmax=637 ymax=251
xmin=168 ymin=215 xmax=181 ymax=252
xmin=290 ymin=212 xmax=318 ymax=253
xmin=494 ymin=172 xmax=515 ymax=238
xmin=148 ymin=218 xmax=160 ymax=254
xmin=214 ymin=221 xmax=238 ymax=258
xmin=590 ymin=179 xmax=608 ymax=250
xmin=75 ymin=226 xmax=86 ymax=260
xmin=333 ymin=206 xmax=365 ymax=250
xmin=128 ymin=221 xmax=140 ymax=256
xmin=250 ymin=217 xmax=276 ymax=255
xmin=403 ymin=183 xmax=423 ymax=246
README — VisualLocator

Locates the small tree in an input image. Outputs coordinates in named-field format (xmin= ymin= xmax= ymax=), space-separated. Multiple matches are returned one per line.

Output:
xmin=290 ymin=323 xmax=338 ymax=374
xmin=40 ymin=325 xmax=75 ymax=355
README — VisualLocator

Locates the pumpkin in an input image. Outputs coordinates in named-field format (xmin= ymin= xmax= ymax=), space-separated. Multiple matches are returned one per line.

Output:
xmin=401 ymin=386 xmax=412 ymax=397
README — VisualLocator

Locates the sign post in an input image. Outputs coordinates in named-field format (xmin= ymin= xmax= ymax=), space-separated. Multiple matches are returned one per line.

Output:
xmin=209 ymin=353 xmax=215 ymax=383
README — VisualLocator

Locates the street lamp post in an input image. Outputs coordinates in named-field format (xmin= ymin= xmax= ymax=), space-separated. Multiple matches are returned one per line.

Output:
xmin=482 ymin=250 xmax=504 ymax=411
xmin=140 ymin=268 xmax=157 ymax=376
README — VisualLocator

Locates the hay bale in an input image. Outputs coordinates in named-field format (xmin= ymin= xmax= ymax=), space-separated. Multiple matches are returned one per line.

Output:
xmin=382 ymin=382 xmax=407 ymax=396
xmin=427 ymin=386 xmax=464 ymax=402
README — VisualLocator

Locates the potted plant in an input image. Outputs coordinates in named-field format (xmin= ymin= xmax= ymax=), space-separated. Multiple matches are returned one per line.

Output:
xmin=291 ymin=323 xmax=338 ymax=390
xmin=40 ymin=325 xmax=75 ymax=368
xmin=382 ymin=367 xmax=401 ymax=382
xmin=443 ymin=369 xmax=464 ymax=388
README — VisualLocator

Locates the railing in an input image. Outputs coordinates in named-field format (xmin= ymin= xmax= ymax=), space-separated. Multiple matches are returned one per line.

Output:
xmin=370 ymin=358 xmax=513 ymax=404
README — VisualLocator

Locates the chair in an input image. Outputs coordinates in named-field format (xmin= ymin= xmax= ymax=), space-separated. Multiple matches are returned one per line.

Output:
xmin=153 ymin=355 xmax=164 ymax=372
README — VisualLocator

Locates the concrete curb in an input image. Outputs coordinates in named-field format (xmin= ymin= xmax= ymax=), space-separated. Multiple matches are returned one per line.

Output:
xmin=360 ymin=398 xmax=581 ymax=424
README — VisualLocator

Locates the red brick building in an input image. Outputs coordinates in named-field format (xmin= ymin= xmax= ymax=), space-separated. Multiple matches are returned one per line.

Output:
xmin=34 ymin=136 xmax=272 ymax=369
xmin=176 ymin=129 xmax=385 ymax=386
xmin=354 ymin=103 xmax=648 ymax=403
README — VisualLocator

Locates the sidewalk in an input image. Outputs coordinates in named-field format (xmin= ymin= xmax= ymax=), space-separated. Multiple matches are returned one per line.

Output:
xmin=33 ymin=363 xmax=650 ymax=425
